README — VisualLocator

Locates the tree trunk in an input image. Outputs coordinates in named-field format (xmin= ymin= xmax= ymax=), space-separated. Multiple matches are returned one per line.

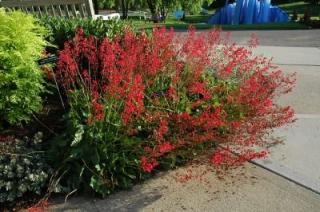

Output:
xmin=126 ymin=0 xmax=129 ymax=18
xmin=93 ymin=0 xmax=99 ymax=14
xmin=160 ymin=6 xmax=166 ymax=23
xmin=146 ymin=0 xmax=157 ymax=22
xmin=121 ymin=0 xmax=129 ymax=19
xmin=182 ymin=10 xmax=186 ymax=21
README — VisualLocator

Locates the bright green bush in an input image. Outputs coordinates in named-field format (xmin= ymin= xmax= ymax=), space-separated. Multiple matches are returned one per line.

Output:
xmin=39 ymin=16 xmax=133 ymax=52
xmin=0 ymin=9 xmax=48 ymax=126
xmin=0 ymin=132 xmax=51 ymax=204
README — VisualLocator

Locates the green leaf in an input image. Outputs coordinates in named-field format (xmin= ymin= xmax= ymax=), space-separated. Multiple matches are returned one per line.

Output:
xmin=95 ymin=164 xmax=101 ymax=172
xmin=71 ymin=125 xmax=84 ymax=147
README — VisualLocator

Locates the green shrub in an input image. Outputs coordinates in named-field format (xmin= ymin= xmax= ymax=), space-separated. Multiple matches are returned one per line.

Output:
xmin=0 ymin=9 xmax=48 ymax=126
xmin=48 ymin=124 xmax=145 ymax=196
xmin=0 ymin=132 xmax=51 ymax=204
xmin=49 ymin=27 xmax=295 ymax=197
xmin=39 ymin=16 xmax=133 ymax=52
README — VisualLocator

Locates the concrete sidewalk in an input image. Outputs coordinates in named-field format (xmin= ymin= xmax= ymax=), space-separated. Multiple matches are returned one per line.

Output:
xmin=178 ymin=29 xmax=320 ymax=47
xmin=50 ymin=163 xmax=320 ymax=212
xmin=277 ymin=65 xmax=320 ymax=115
xmin=229 ymin=29 xmax=320 ymax=47
xmin=253 ymin=46 xmax=320 ymax=66
xmin=254 ymin=115 xmax=320 ymax=194
xmin=252 ymin=47 xmax=320 ymax=194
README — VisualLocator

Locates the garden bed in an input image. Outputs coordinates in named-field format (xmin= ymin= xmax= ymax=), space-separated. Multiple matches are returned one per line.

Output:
xmin=0 ymin=9 xmax=296 ymax=211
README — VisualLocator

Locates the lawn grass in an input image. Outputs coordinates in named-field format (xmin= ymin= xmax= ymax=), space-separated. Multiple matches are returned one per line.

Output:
xmin=129 ymin=15 xmax=212 ymax=30
xmin=130 ymin=16 xmax=308 ymax=31
xmin=183 ymin=14 xmax=212 ymax=23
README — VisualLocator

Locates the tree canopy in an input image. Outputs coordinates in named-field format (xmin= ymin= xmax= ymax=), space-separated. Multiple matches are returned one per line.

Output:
xmin=94 ymin=0 xmax=205 ymax=20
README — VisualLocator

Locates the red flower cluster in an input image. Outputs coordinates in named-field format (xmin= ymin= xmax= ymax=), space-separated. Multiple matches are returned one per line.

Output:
xmin=158 ymin=141 xmax=175 ymax=154
xmin=57 ymin=27 xmax=295 ymax=174
xmin=122 ymin=74 xmax=145 ymax=124
xmin=154 ymin=119 xmax=169 ymax=142
xmin=140 ymin=156 xmax=159 ymax=173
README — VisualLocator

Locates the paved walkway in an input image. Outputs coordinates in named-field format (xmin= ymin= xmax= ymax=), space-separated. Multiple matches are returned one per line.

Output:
xmin=277 ymin=65 xmax=320 ymax=114
xmin=252 ymin=45 xmax=320 ymax=194
xmin=254 ymin=115 xmax=320 ymax=194
xmin=49 ymin=30 xmax=320 ymax=211
xmin=229 ymin=29 xmax=320 ymax=47
xmin=50 ymin=164 xmax=320 ymax=212
xmin=253 ymin=46 xmax=320 ymax=66
xmin=178 ymin=29 xmax=320 ymax=47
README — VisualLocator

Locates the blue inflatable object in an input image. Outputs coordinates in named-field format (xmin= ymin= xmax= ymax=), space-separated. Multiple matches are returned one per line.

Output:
xmin=208 ymin=0 xmax=289 ymax=25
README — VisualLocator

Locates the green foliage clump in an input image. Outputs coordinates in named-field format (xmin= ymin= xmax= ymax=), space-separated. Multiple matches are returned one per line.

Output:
xmin=0 ymin=132 xmax=51 ymax=204
xmin=0 ymin=9 xmax=48 ymax=126
xmin=48 ymin=121 xmax=145 ymax=197
xmin=39 ymin=16 xmax=133 ymax=52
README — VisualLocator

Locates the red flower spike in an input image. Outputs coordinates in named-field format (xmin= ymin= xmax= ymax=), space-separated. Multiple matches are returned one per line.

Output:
xmin=140 ymin=156 xmax=159 ymax=173
xmin=158 ymin=142 xmax=175 ymax=154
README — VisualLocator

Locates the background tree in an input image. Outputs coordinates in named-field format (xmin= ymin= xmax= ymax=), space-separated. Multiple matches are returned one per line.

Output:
xmin=146 ymin=0 xmax=157 ymax=20
xmin=179 ymin=0 xmax=204 ymax=15
xmin=98 ymin=0 xmax=117 ymax=9
xmin=145 ymin=0 xmax=204 ymax=22
xmin=96 ymin=0 xmax=146 ymax=19
xmin=119 ymin=0 xmax=130 ymax=19
xmin=94 ymin=0 xmax=205 ymax=21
